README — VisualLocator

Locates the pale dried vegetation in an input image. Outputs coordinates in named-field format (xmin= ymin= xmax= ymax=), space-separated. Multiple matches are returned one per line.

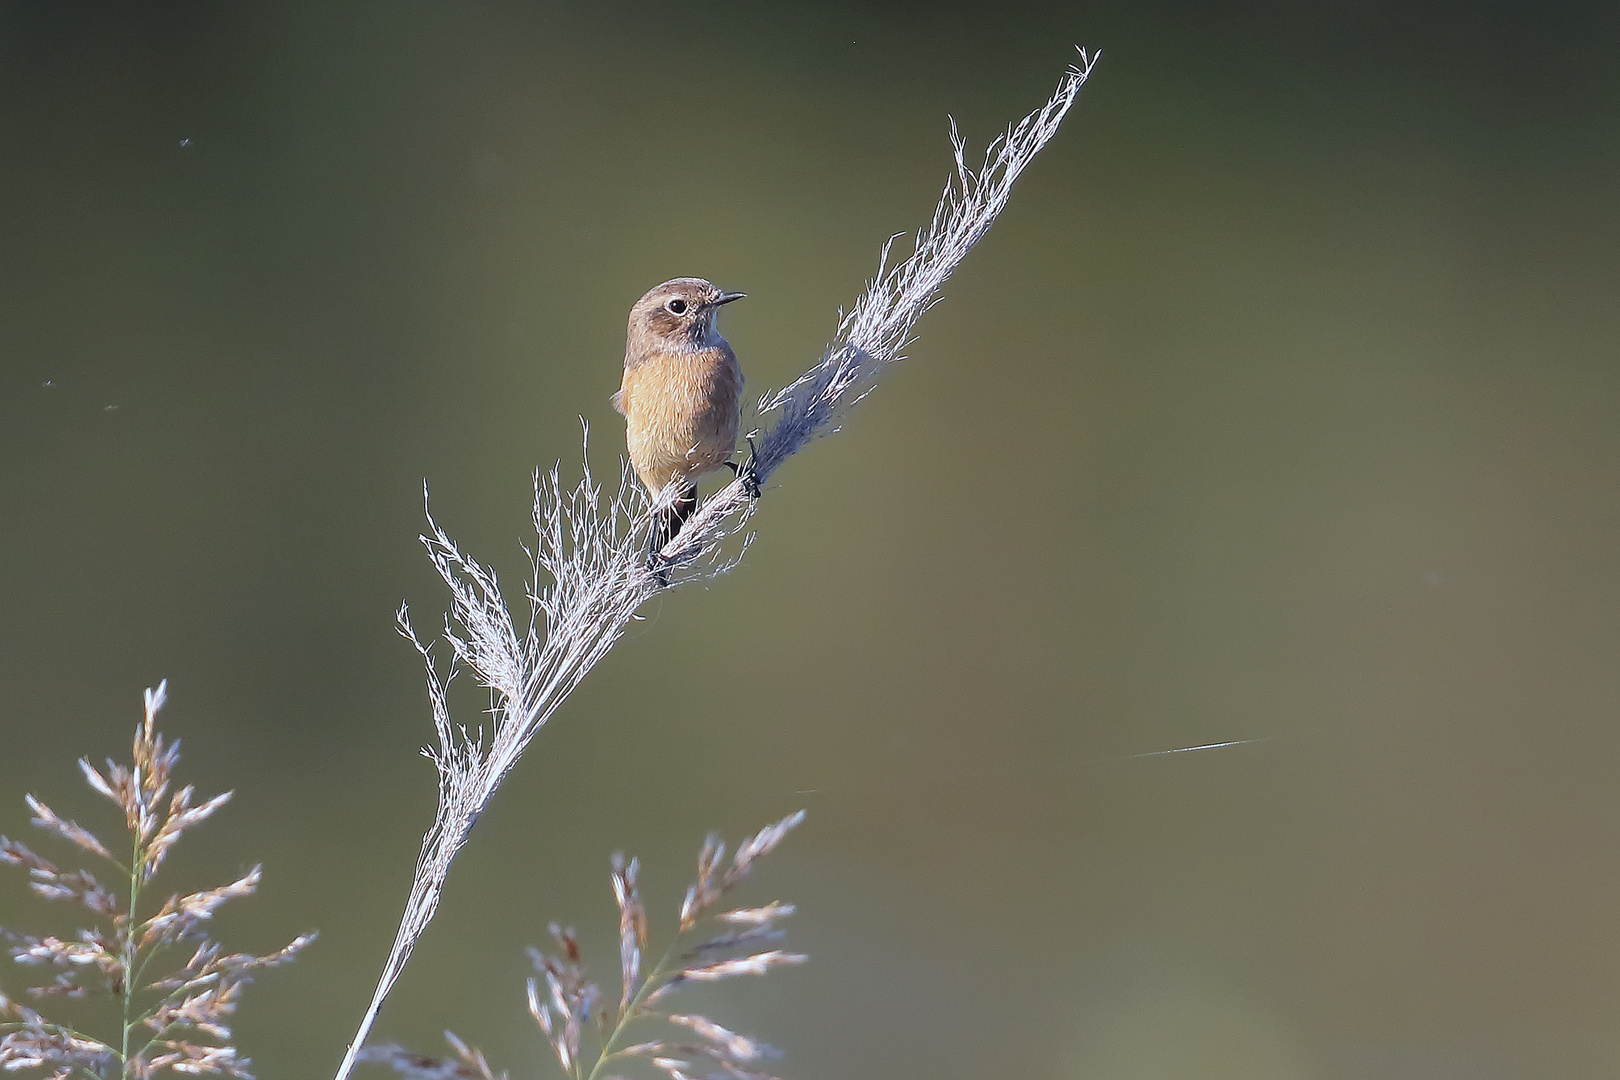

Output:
xmin=0 ymin=681 xmax=314 ymax=1077
xmin=360 ymin=812 xmax=807 ymax=1080
xmin=0 ymin=49 xmax=1097 ymax=1080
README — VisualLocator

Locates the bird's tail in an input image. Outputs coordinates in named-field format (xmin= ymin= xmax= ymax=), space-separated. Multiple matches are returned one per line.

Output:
xmin=647 ymin=483 xmax=698 ymax=583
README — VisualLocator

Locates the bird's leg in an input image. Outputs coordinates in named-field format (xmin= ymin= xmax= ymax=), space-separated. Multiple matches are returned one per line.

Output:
xmin=646 ymin=483 xmax=697 ymax=588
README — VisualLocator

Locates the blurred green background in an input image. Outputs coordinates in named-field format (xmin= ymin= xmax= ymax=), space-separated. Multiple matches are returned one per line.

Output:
xmin=2 ymin=2 xmax=1619 ymax=1077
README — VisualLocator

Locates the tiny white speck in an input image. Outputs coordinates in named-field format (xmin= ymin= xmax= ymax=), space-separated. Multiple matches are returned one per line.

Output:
xmin=179 ymin=138 xmax=192 ymax=147
xmin=42 ymin=379 xmax=54 ymax=388
xmin=104 ymin=404 xmax=119 ymax=412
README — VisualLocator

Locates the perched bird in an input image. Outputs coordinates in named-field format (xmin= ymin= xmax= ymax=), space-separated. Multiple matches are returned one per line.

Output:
xmin=612 ymin=277 xmax=751 ymax=572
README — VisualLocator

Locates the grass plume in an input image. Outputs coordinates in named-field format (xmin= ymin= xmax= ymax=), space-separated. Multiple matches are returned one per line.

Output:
xmin=333 ymin=49 xmax=1098 ymax=1079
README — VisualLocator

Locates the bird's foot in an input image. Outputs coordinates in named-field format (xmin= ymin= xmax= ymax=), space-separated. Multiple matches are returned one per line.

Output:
xmin=729 ymin=437 xmax=763 ymax=499
xmin=645 ymin=530 xmax=671 ymax=588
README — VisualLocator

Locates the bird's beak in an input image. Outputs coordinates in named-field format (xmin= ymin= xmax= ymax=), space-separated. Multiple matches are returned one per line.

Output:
xmin=716 ymin=291 xmax=746 ymax=305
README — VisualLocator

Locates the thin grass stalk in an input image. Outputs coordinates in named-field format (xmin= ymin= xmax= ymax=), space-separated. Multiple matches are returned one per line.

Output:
xmin=330 ymin=48 xmax=1097 ymax=1080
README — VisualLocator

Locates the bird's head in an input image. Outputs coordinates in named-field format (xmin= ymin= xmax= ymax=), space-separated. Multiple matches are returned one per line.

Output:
xmin=627 ymin=277 xmax=745 ymax=353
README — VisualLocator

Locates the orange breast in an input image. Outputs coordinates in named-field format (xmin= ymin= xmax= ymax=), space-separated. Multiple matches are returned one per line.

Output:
xmin=621 ymin=346 xmax=742 ymax=493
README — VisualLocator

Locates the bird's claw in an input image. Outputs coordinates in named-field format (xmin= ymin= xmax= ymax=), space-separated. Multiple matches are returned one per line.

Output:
xmin=733 ymin=437 xmax=762 ymax=499
xmin=645 ymin=525 xmax=672 ymax=588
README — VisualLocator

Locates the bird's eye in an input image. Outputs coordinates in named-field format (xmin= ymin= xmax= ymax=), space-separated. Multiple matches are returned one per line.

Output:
xmin=666 ymin=298 xmax=688 ymax=315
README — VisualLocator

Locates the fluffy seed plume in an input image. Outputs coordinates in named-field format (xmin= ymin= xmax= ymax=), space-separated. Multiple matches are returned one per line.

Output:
xmin=333 ymin=50 xmax=1097 ymax=1080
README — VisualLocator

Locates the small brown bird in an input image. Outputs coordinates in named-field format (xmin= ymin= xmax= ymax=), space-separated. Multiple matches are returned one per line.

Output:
xmin=612 ymin=277 xmax=749 ymax=568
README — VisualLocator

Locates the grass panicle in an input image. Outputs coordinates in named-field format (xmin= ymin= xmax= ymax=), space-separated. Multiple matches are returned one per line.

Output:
xmin=361 ymin=812 xmax=806 ymax=1080
xmin=0 ymin=681 xmax=313 ymax=1078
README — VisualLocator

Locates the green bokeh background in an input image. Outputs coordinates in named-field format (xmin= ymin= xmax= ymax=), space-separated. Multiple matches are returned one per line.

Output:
xmin=3 ymin=2 xmax=1619 ymax=1077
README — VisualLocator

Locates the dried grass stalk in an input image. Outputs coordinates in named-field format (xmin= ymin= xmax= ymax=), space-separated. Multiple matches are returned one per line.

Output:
xmin=334 ymin=49 xmax=1098 ymax=1080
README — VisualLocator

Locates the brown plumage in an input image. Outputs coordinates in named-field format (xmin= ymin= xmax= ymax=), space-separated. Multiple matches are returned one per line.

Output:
xmin=612 ymin=277 xmax=746 ymax=566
